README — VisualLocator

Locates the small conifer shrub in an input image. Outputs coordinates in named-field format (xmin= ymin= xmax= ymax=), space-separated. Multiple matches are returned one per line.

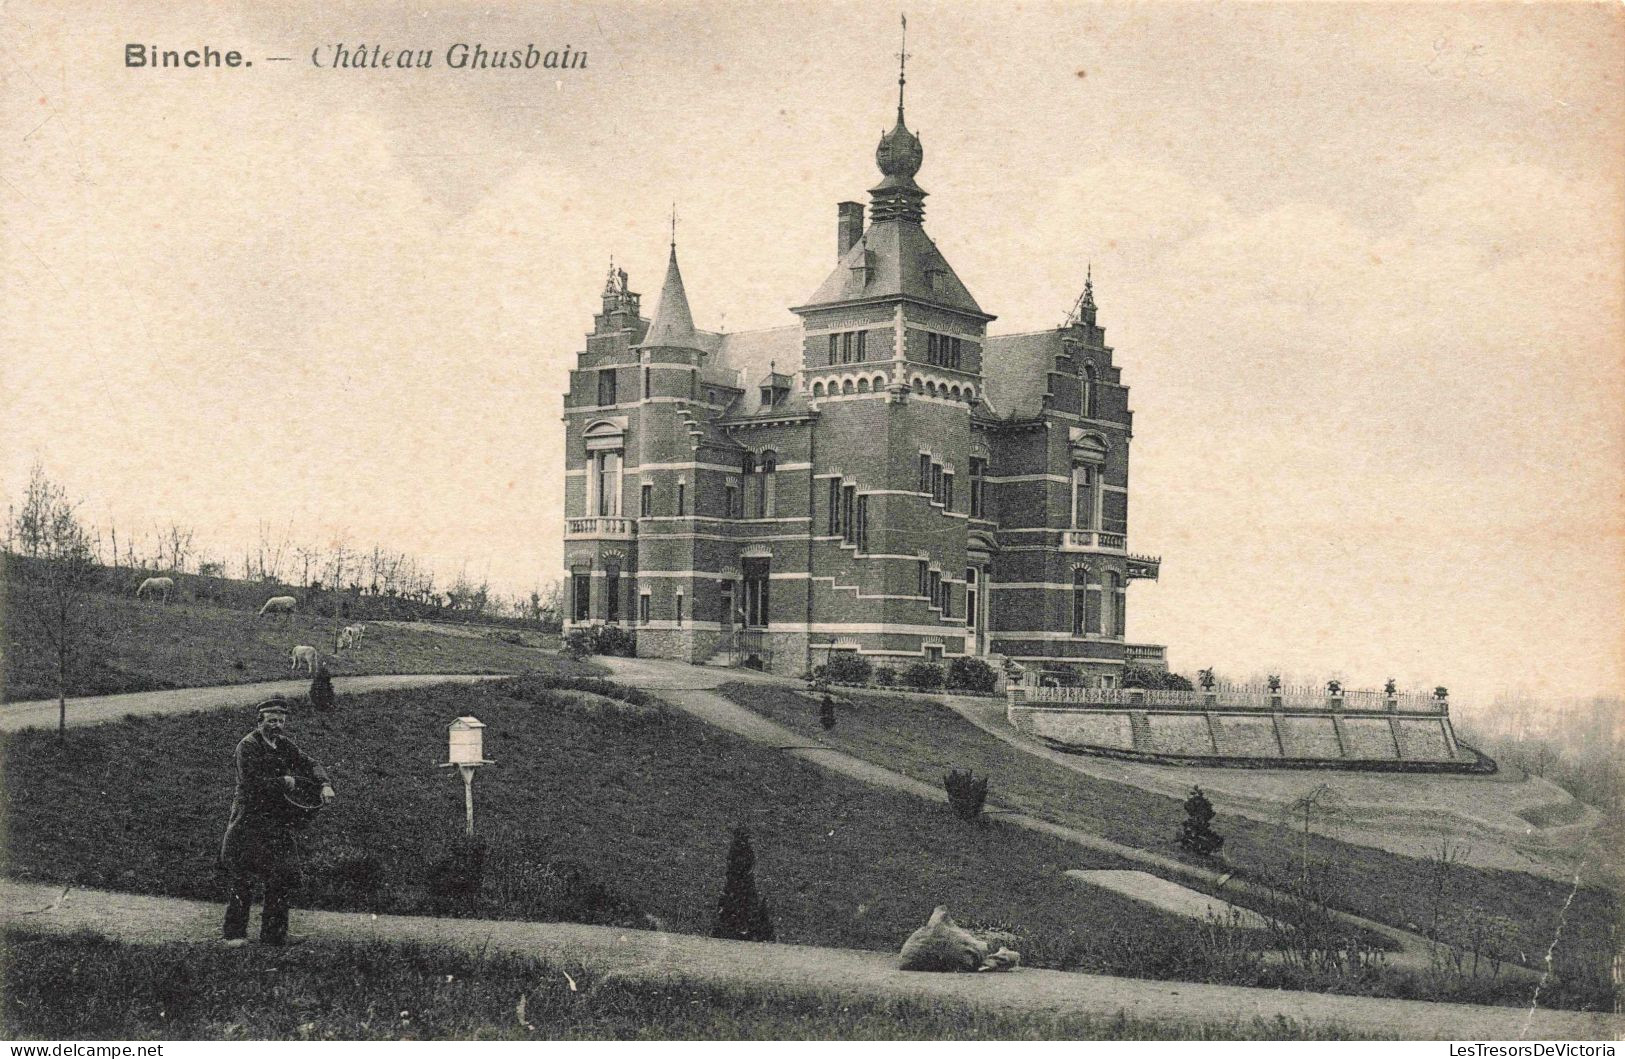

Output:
xmin=309 ymin=665 xmax=336 ymax=712
xmin=711 ymin=825 xmax=775 ymax=942
xmin=944 ymin=768 xmax=989 ymax=821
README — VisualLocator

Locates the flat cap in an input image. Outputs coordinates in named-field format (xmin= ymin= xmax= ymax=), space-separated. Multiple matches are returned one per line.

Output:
xmin=256 ymin=697 xmax=292 ymax=717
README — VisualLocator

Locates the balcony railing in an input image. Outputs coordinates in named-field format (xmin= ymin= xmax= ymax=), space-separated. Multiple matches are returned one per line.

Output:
xmin=1061 ymin=529 xmax=1127 ymax=552
xmin=1124 ymin=643 xmax=1167 ymax=669
xmin=564 ymin=516 xmax=636 ymax=539
xmin=1025 ymin=681 xmax=1448 ymax=714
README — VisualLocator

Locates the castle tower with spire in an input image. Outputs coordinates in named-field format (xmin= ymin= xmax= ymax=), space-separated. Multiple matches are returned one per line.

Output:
xmin=562 ymin=38 xmax=1163 ymax=683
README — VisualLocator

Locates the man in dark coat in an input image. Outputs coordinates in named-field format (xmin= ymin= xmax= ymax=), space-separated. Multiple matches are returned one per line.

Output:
xmin=219 ymin=697 xmax=335 ymax=946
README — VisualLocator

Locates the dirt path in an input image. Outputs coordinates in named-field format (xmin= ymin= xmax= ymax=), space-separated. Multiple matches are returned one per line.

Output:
xmin=0 ymin=674 xmax=507 ymax=733
xmin=2 ymin=880 xmax=1614 ymax=1040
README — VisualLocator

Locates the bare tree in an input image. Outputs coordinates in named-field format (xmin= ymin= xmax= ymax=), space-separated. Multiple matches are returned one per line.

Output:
xmin=9 ymin=466 xmax=100 ymax=740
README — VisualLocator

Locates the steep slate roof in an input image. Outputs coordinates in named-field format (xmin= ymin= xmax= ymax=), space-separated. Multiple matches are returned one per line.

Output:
xmin=637 ymin=246 xmax=700 ymax=349
xmin=697 ymin=325 xmax=806 ymax=418
xmin=980 ymin=330 xmax=1060 ymax=421
xmin=796 ymin=220 xmax=987 ymax=317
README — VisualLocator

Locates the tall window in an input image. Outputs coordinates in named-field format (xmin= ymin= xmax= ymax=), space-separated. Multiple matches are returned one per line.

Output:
xmin=1072 ymin=464 xmax=1096 ymax=529
xmin=965 ymin=568 xmax=978 ymax=637
xmin=931 ymin=464 xmax=944 ymax=505
xmin=928 ymin=570 xmax=942 ymax=611
xmin=919 ymin=454 xmax=931 ymax=493
xmin=642 ymin=366 xmax=651 ymax=399
xmin=605 ymin=564 xmax=620 ymax=624
xmin=856 ymin=495 xmax=869 ymax=551
xmin=918 ymin=560 xmax=929 ymax=597
xmin=593 ymin=451 xmax=622 ymax=517
xmin=1071 ymin=569 xmax=1102 ymax=636
xmin=943 ymin=472 xmax=954 ymax=511
xmin=597 ymin=368 xmax=617 ymax=406
xmin=1109 ymin=571 xmax=1126 ymax=638
xmin=639 ymin=592 xmax=650 ymax=624
xmin=1083 ymin=364 xmax=1098 ymax=418
xmin=758 ymin=452 xmax=776 ymax=517
xmin=743 ymin=558 xmax=770 ymax=627
xmin=969 ymin=456 xmax=987 ymax=519
xmin=841 ymin=485 xmax=856 ymax=544
xmin=725 ymin=483 xmax=738 ymax=519
xmin=827 ymin=334 xmax=839 ymax=366
xmin=572 ymin=566 xmax=591 ymax=622
xmin=925 ymin=332 xmax=963 ymax=368
xmin=640 ymin=483 xmax=652 ymax=517
xmin=826 ymin=479 xmax=841 ymax=535
xmin=675 ymin=592 xmax=684 ymax=626
xmin=676 ymin=482 xmax=686 ymax=517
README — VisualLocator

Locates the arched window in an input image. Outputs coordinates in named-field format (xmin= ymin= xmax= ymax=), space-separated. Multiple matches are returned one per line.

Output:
xmin=857 ymin=377 xmax=870 ymax=393
xmin=912 ymin=377 xmax=924 ymax=394
xmin=812 ymin=381 xmax=825 ymax=397
xmin=842 ymin=379 xmax=855 ymax=395
xmin=1083 ymin=363 xmax=1099 ymax=418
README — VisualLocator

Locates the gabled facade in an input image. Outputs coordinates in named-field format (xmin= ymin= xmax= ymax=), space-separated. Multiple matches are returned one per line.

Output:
xmin=563 ymin=80 xmax=1164 ymax=684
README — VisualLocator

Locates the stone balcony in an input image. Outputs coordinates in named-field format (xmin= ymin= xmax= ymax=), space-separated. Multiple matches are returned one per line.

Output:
xmin=1060 ymin=529 xmax=1127 ymax=552
xmin=564 ymin=516 xmax=637 ymax=540
xmin=1124 ymin=643 xmax=1168 ymax=670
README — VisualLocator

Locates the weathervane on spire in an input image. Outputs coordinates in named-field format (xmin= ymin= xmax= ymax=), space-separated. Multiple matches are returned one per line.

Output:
xmin=897 ymin=14 xmax=910 ymax=118
xmin=670 ymin=203 xmax=677 ymax=250
xmin=1067 ymin=264 xmax=1097 ymax=325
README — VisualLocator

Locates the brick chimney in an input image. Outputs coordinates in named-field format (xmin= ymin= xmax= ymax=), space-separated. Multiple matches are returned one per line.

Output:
xmin=837 ymin=201 xmax=864 ymax=258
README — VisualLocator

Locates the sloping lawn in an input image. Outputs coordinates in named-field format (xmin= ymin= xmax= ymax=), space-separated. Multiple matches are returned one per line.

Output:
xmin=1 ymin=675 xmax=1204 ymax=973
xmin=718 ymin=682 xmax=1619 ymax=1007
xmin=3 ymin=586 xmax=563 ymax=701
xmin=0 ymin=928 xmax=1371 ymax=1041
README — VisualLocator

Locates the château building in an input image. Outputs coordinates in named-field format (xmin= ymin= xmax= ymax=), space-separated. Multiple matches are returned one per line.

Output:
xmin=562 ymin=72 xmax=1165 ymax=684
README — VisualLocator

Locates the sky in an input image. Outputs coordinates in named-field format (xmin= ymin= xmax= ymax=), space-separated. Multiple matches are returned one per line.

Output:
xmin=4 ymin=1 xmax=1622 ymax=706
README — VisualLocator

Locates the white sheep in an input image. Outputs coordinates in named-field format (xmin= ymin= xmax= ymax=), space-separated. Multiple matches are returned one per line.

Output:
xmin=258 ymin=595 xmax=297 ymax=617
xmin=290 ymin=645 xmax=319 ymax=673
xmin=135 ymin=576 xmax=174 ymax=604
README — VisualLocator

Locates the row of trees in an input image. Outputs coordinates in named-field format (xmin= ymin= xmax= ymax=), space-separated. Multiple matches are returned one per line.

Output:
xmin=4 ymin=464 xmax=566 ymax=625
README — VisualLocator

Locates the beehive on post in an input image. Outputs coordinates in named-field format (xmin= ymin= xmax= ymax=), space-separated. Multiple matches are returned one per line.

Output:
xmin=441 ymin=716 xmax=494 ymax=837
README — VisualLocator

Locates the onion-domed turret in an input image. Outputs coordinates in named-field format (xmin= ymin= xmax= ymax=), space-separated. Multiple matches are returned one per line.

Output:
xmin=869 ymin=20 xmax=927 ymax=224
xmin=875 ymin=114 xmax=923 ymax=183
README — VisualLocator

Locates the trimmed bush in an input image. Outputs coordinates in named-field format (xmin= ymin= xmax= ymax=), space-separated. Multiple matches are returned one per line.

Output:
xmin=595 ymin=625 xmax=637 ymax=657
xmin=872 ymin=666 xmax=896 ymax=687
xmin=1123 ymin=666 xmax=1194 ymax=691
xmin=823 ymin=652 xmax=872 ymax=685
xmin=308 ymin=665 xmax=335 ymax=712
xmin=944 ymin=768 xmax=989 ymax=821
xmin=562 ymin=625 xmax=637 ymax=659
xmin=711 ymin=825 xmax=774 ymax=942
xmin=946 ymin=657 xmax=997 ymax=693
xmin=902 ymin=662 xmax=945 ymax=691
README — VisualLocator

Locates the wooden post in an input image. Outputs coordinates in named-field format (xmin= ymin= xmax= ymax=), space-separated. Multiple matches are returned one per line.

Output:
xmin=460 ymin=764 xmax=477 ymax=837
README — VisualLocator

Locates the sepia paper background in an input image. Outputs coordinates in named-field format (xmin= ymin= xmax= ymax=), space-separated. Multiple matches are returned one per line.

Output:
xmin=4 ymin=0 xmax=1622 ymax=710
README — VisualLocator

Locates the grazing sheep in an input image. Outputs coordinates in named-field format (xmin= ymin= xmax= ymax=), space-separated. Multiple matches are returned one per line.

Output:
xmin=338 ymin=623 xmax=366 ymax=650
xmin=290 ymin=645 xmax=319 ymax=673
xmin=258 ymin=595 xmax=297 ymax=616
xmin=135 ymin=576 xmax=174 ymax=604
xmin=897 ymin=906 xmax=1021 ymax=973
